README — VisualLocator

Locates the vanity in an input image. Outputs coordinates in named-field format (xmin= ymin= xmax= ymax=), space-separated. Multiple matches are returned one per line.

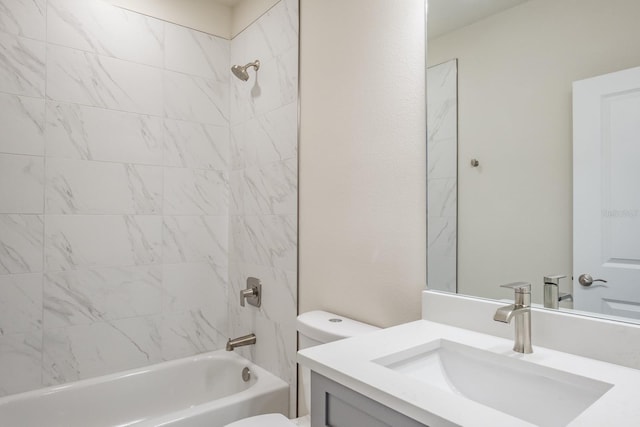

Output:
xmin=298 ymin=291 xmax=640 ymax=427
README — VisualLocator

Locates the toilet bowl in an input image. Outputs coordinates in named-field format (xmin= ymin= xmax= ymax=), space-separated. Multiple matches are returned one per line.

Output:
xmin=224 ymin=413 xmax=299 ymax=427
xmin=225 ymin=413 xmax=312 ymax=427
xmin=224 ymin=310 xmax=379 ymax=427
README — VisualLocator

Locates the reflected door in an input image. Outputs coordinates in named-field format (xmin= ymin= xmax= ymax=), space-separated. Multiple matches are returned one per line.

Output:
xmin=573 ymin=66 xmax=640 ymax=318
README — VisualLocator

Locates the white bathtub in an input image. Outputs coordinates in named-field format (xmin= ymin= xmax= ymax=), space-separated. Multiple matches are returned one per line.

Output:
xmin=0 ymin=351 xmax=289 ymax=427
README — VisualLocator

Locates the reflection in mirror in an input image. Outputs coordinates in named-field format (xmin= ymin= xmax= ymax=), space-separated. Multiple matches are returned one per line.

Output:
xmin=427 ymin=59 xmax=458 ymax=293
xmin=426 ymin=0 xmax=640 ymax=323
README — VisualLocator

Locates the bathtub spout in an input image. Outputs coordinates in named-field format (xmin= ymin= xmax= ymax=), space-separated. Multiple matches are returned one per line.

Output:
xmin=226 ymin=333 xmax=256 ymax=351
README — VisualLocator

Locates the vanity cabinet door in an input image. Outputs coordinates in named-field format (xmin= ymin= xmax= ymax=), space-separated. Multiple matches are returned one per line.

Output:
xmin=310 ymin=372 xmax=428 ymax=427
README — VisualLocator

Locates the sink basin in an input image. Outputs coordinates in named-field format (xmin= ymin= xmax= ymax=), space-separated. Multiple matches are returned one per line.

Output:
xmin=374 ymin=339 xmax=613 ymax=427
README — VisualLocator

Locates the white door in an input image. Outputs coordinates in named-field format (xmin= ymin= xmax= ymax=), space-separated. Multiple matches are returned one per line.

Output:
xmin=573 ymin=66 xmax=640 ymax=319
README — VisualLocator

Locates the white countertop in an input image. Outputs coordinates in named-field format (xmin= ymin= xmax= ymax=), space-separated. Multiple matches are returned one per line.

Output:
xmin=297 ymin=320 xmax=640 ymax=426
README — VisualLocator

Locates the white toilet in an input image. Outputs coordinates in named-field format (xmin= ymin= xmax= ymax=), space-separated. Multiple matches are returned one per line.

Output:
xmin=225 ymin=310 xmax=379 ymax=427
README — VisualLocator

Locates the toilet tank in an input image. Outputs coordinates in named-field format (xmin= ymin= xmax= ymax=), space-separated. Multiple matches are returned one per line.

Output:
xmin=296 ymin=310 xmax=380 ymax=416
xmin=297 ymin=310 xmax=380 ymax=349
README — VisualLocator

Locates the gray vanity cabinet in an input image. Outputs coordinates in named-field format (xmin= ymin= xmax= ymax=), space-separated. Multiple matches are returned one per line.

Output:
xmin=310 ymin=372 xmax=428 ymax=427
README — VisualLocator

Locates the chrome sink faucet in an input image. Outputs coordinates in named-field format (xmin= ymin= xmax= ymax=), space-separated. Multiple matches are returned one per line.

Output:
xmin=494 ymin=282 xmax=533 ymax=354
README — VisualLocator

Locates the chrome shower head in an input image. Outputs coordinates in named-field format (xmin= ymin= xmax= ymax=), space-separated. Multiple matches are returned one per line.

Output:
xmin=231 ymin=60 xmax=260 ymax=81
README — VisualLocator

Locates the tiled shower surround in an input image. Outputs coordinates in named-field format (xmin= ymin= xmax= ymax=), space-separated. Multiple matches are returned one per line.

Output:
xmin=228 ymin=0 xmax=299 ymax=410
xmin=0 ymin=0 xmax=298 ymax=400
xmin=427 ymin=60 xmax=457 ymax=293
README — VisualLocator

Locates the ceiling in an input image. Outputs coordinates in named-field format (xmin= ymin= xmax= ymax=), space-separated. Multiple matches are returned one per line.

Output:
xmin=428 ymin=0 xmax=530 ymax=39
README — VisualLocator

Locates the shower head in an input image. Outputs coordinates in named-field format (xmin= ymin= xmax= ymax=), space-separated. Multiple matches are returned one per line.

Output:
xmin=231 ymin=60 xmax=260 ymax=81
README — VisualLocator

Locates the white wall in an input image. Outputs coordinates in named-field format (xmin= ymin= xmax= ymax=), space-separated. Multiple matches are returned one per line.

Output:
xmin=428 ymin=0 xmax=640 ymax=302
xmin=107 ymin=0 xmax=233 ymax=38
xmin=232 ymin=0 xmax=280 ymax=37
xmin=299 ymin=0 xmax=427 ymax=328
xmin=107 ymin=0 xmax=281 ymax=39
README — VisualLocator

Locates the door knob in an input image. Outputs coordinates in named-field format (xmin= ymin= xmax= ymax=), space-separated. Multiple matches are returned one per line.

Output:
xmin=578 ymin=274 xmax=607 ymax=287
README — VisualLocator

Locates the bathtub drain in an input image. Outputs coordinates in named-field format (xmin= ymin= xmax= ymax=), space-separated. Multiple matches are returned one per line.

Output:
xmin=242 ymin=367 xmax=251 ymax=382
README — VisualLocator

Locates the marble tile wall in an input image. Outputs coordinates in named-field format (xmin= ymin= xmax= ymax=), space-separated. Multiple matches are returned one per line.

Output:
xmin=427 ymin=59 xmax=457 ymax=293
xmin=0 ymin=0 xmax=231 ymax=396
xmin=227 ymin=0 xmax=299 ymax=415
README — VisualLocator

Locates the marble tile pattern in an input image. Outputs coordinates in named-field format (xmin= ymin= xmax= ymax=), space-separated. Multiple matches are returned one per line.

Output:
xmin=0 ymin=153 xmax=44 ymax=213
xmin=0 ymin=0 xmax=45 ymax=41
xmin=43 ymin=266 xmax=162 ymax=329
xmin=0 ymin=31 xmax=45 ymax=96
xmin=162 ymin=215 xmax=228 ymax=268
xmin=0 ymin=0 xmax=250 ymax=397
xmin=164 ymin=119 xmax=229 ymax=170
xmin=427 ymin=60 xmax=457 ymax=293
xmin=0 ymin=332 xmax=42 ymax=395
xmin=0 ymin=273 xmax=42 ymax=335
xmin=45 ymin=158 xmax=163 ymax=214
xmin=46 ymin=44 xmax=164 ymax=116
xmin=46 ymin=0 xmax=163 ymax=67
xmin=0 ymin=0 xmax=298 ymax=400
xmin=45 ymin=102 xmax=164 ymax=165
xmin=0 ymin=92 xmax=45 ymax=156
xmin=228 ymin=0 xmax=299 ymax=415
xmin=0 ymin=215 xmax=44 ymax=275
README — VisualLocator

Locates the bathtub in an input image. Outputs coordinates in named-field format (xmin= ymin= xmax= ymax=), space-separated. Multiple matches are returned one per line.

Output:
xmin=0 ymin=351 xmax=289 ymax=427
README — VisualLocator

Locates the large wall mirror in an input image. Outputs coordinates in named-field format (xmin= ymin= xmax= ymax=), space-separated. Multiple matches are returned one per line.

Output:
xmin=426 ymin=0 xmax=640 ymax=322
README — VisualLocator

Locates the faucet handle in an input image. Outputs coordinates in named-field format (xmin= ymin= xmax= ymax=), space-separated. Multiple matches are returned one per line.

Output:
xmin=544 ymin=275 xmax=567 ymax=285
xmin=500 ymin=282 xmax=531 ymax=293
xmin=240 ymin=277 xmax=262 ymax=308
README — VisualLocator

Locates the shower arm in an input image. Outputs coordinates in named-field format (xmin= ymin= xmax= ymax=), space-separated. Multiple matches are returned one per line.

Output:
xmin=244 ymin=60 xmax=260 ymax=71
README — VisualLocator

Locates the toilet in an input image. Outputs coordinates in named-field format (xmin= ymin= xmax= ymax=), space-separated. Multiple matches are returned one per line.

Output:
xmin=225 ymin=310 xmax=380 ymax=427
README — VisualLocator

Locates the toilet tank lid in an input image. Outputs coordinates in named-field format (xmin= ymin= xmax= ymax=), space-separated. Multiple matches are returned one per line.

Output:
xmin=297 ymin=310 xmax=380 ymax=344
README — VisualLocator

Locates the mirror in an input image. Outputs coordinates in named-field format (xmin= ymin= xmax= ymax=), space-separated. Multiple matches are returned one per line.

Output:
xmin=426 ymin=0 xmax=640 ymax=322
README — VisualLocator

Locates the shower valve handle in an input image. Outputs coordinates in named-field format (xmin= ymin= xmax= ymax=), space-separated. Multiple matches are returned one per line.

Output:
xmin=240 ymin=278 xmax=262 ymax=308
